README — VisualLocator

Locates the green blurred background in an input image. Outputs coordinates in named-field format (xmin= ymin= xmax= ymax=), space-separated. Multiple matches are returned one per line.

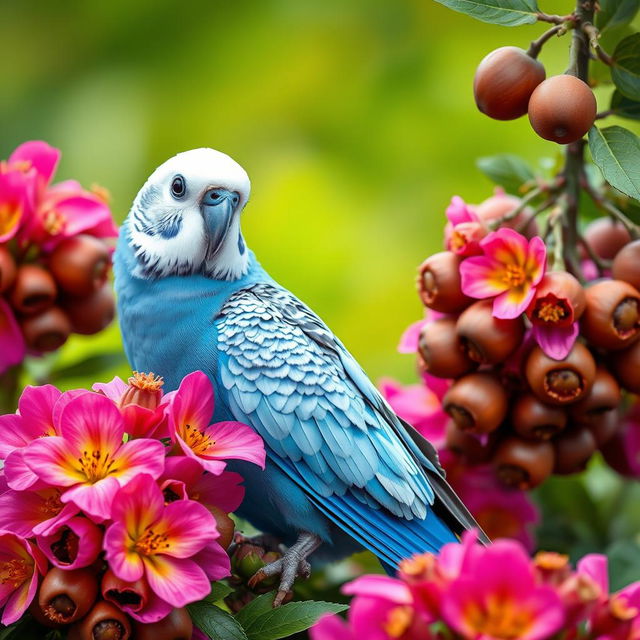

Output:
xmin=0 ymin=0 xmax=635 ymax=387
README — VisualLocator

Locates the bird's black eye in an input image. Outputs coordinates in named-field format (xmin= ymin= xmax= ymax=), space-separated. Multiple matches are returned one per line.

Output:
xmin=170 ymin=175 xmax=186 ymax=199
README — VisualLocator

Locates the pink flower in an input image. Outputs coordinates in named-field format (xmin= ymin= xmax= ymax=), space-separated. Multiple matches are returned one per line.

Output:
xmin=441 ymin=539 xmax=565 ymax=640
xmin=460 ymin=228 xmax=547 ymax=319
xmin=445 ymin=196 xmax=486 ymax=257
xmin=0 ymin=531 xmax=47 ymax=625
xmin=0 ymin=171 xmax=30 ymax=244
xmin=398 ymin=319 xmax=427 ymax=354
xmin=0 ymin=298 xmax=25 ymax=376
xmin=168 ymin=371 xmax=265 ymax=474
xmin=311 ymin=613 xmax=357 ymax=640
xmin=37 ymin=516 xmax=103 ymax=570
xmin=103 ymin=474 xmax=223 ymax=608
xmin=379 ymin=378 xmax=448 ymax=448
xmin=22 ymin=392 xmax=165 ymax=519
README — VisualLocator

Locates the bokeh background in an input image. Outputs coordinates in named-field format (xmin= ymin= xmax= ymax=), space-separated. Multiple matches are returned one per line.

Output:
xmin=0 ymin=0 xmax=636 ymax=387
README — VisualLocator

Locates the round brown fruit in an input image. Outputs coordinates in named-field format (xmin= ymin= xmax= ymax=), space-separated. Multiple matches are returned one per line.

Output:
xmin=62 ymin=282 xmax=115 ymax=335
xmin=600 ymin=429 xmax=636 ymax=477
xmin=456 ymin=299 xmax=525 ymax=365
xmin=581 ymin=280 xmax=640 ymax=350
xmin=586 ymin=218 xmax=632 ymax=261
xmin=417 ymin=252 xmax=472 ymax=313
xmin=569 ymin=366 xmax=621 ymax=424
xmin=611 ymin=339 xmax=640 ymax=393
xmin=49 ymin=234 xmax=111 ymax=296
xmin=0 ymin=246 xmax=16 ymax=293
xmin=210 ymin=505 xmax=235 ymax=550
xmin=511 ymin=393 xmax=567 ymax=441
xmin=525 ymin=342 xmax=596 ymax=405
xmin=473 ymin=47 xmax=545 ymax=120
xmin=612 ymin=238 xmax=640 ymax=288
xmin=101 ymin=569 xmax=150 ymax=616
xmin=9 ymin=264 xmax=57 ymax=314
xmin=493 ymin=437 xmax=554 ymax=490
xmin=443 ymin=372 xmax=508 ymax=434
xmin=418 ymin=317 xmax=477 ymax=378
xmin=20 ymin=306 xmax=71 ymax=352
xmin=445 ymin=419 xmax=495 ymax=465
xmin=68 ymin=600 xmax=131 ymax=640
xmin=38 ymin=567 xmax=98 ymax=625
xmin=553 ymin=427 xmax=597 ymax=475
xmin=528 ymin=75 xmax=597 ymax=144
xmin=587 ymin=409 xmax=620 ymax=447
xmin=133 ymin=607 xmax=193 ymax=640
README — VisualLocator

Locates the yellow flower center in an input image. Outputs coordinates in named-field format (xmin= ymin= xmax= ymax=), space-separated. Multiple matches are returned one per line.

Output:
xmin=182 ymin=424 xmax=214 ymax=455
xmin=536 ymin=301 xmax=566 ymax=323
xmin=0 ymin=202 xmax=21 ymax=237
xmin=383 ymin=606 xmax=413 ymax=638
xmin=465 ymin=596 xmax=534 ymax=639
xmin=128 ymin=371 xmax=164 ymax=392
xmin=90 ymin=183 xmax=111 ymax=204
xmin=77 ymin=449 xmax=117 ymax=483
xmin=611 ymin=595 xmax=639 ymax=621
xmin=0 ymin=558 xmax=29 ymax=589
xmin=40 ymin=490 xmax=64 ymax=517
xmin=534 ymin=551 xmax=569 ymax=572
xmin=399 ymin=553 xmax=437 ymax=579
xmin=502 ymin=264 xmax=526 ymax=288
xmin=43 ymin=209 xmax=66 ymax=235
xmin=135 ymin=528 xmax=171 ymax=556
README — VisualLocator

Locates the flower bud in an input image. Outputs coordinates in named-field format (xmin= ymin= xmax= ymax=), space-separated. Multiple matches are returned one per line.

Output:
xmin=101 ymin=569 xmax=150 ymax=619
xmin=120 ymin=371 xmax=164 ymax=410
xmin=416 ymin=252 xmax=471 ymax=313
xmin=612 ymin=238 xmax=640 ymax=289
xmin=569 ymin=366 xmax=621 ymax=424
xmin=493 ymin=437 xmax=554 ymax=489
xmin=0 ymin=246 xmax=16 ymax=293
xmin=553 ymin=427 xmax=597 ymax=475
xmin=527 ymin=271 xmax=585 ymax=327
xmin=20 ymin=306 xmax=71 ymax=352
xmin=9 ymin=264 xmax=57 ymax=314
xmin=582 ymin=279 xmax=640 ymax=350
xmin=456 ymin=299 xmax=525 ymax=365
xmin=525 ymin=342 xmax=596 ymax=405
xmin=62 ymin=282 xmax=115 ymax=335
xmin=585 ymin=217 xmax=632 ymax=261
xmin=49 ymin=234 xmax=111 ymax=296
xmin=37 ymin=516 xmax=103 ymax=570
xmin=534 ymin=552 xmax=571 ymax=586
xmin=68 ymin=600 xmax=132 ymax=640
xmin=133 ymin=607 xmax=193 ymax=640
xmin=417 ymin=317 xmax=477 ymax=378
xmin=38 ymin=567 xmax=98 ymax=624
xmin=443 ymin=372 xmax=508 ymax=434
xmin=511 ymin=393 xmax=567 ymax=440
xmin=445 ymin=419 xmax=495 ymax=464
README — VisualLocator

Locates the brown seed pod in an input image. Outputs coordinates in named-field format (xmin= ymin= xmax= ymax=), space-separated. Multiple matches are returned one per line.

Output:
xmin=38 ymin=567 xmax=98 ymax=625
xmin=133 ymin=607 xmax=193 ymax=640
xmin=473 ymin=47 xmax=546 ymax=121
xmin=569 ymin=366 xmax=621 ymax=424
xmin=473 ymin=193 xmax=538 ymax=238
xmin=61 ymin=282 xmax=115 ymax=335
xmin=101 ymin=569 xmax=150 ymax=616
xmin=525 ymin=342 xmax=596 ymax=406
xmin=527 ymin=271 xmax=586 ymax=327
xmin=210 ymin=505 xmax=235 ymax=550
xmin=600 ymin=430 xmax=636 ymax=477
xmin=612 ymin=239 xmax=640 ymax=289
xmin=445 ymin=419 xmax=495 ymax=464
xmin=611 ymin=339 xmax=640 ymax=393
xmin=20 ymin=306 xmax=71 ymax=352
xmin=456 ymin=299 xmax=525 ymax=365
xmin=586 ymin=218 xmax=632 ymax=261
xmin=442 ymin=372 xmax=508 ymax=434
xmin=68 ymin=600 xmax=132 ymax=640
xmin=416 ymin=252 xmax=472 ymax=313
xmin=581 ymin=280 xmax=640 ymax=351
xmin=527 ymin=75 xmax=597 ymax=144
xmin=586 ymin=409 xmax=620 ymax=447
xmin=9 ymin=264 xmax=57 ymax=314
xmin=0 ymin=246 xmax=16 ymax=293
xmin=49 ymin=234 xmax=111 ymax=296
xmin=511 ymin=393 xmax=567 ymax=441
xmin=493 ymin=437 xmax=554 ymax=490
xmin=553 ymin=427 xmax=597 ymax=475
xmin=417 ymin=317 xmax=477 ymax=378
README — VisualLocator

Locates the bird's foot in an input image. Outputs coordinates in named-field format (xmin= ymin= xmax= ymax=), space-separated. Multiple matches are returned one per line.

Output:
xmin=248 ymin=531 xmax=322 ymax=607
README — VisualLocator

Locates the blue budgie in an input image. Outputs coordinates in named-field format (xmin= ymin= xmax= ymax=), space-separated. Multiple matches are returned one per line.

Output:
xmin=114 ymin=148 xmax=488 ymax=604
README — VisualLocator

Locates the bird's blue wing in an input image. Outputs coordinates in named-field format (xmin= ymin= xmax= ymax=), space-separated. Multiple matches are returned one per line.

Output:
xmin=216 ymin=283 xmax=479 ymax=566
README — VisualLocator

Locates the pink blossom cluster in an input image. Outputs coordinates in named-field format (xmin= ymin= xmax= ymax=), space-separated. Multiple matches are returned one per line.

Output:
xmin=312 ymin=532 xmax=640 ymax=640
xmin=0 ymin=370 xmax=265 ymax=628
xmin=0 ymin=141 xmax=118 ymax=373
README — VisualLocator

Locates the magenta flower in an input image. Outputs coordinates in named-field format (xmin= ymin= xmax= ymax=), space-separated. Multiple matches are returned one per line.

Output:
xmin=460 ymin=228 xmax=547 ymax=319
xmin=398 ymin=318 xmax=428 ymax=354
xmin=441 ymin=540 xmax=565 ymax=640
xmin=37 ymin=516 xmax=103 ymax=570
xmin=311 ymin=614 xmax=357 ymax=640
xmin=103 ymin=474 xmax=222 ymax=607
xmin=0 ymin=298 xmax=25 ymax=376
xmin=22 ymin=392 xmax=165 ymax=519
xmin=169 ymin=371 xmax=265 ymax=474
xmin=0 ymin=170 xmax=30 ymax=244
xmin=445 ymin=196 xmax=486 ymax=257
xmin=0 ymin=531 xmax=47 ymax=625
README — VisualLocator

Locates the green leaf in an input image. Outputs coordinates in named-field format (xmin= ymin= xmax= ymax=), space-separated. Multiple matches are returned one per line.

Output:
xmin=606 ymin=539 xmax=640 ymax=592
xmin=234 ymin=593 xmax=276 ymax=628
xmin=188 ymin=601 xmax=249 ymax=640
xmin=612 ymin=33 xmax=640 ymax=100
xmin=611 ymin=89 xmax=640 ymax=120
xmin=476 ymin=154 xmax=536 ymax=194
xmin=0 ymin=618 xmax=43 ymax=640
xmin=588 ymin=125 xmax=640 ymax=201
xmin=204 ymin=581 xmax=234 ymax=603
xmin=596 ymin=0 xmax=640 ymax=33
xmin=239 ymin=594 xmax=348 ymax=640
xmin=433 ymin=0 xmax=539 ymax=26
xmin=48 ymin=352 xmax=128 ymax=382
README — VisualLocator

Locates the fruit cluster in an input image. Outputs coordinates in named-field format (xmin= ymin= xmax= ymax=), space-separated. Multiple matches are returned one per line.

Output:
xmin=0 ymin=141 xmax=117 ymax=373
xmin=474 ymin=45 xmax=597 ymax=144
xmin=415 ymin=192 xmax=640 ymax=490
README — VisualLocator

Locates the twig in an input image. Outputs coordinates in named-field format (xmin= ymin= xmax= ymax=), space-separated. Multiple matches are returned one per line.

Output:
xmin=516 ymin=196 xmax=559 ymax=234
xmin=582 ymin=22 xmax=614 ymax=66
xmin=582 ymin=181 xmax=640 ymax=239
xmin=486 ymin=186 xmax=544 ymax=229
xmin=595 ymin=109 xmax=614 ymax=120
xmin=578 ymin=233 xmax=611 ymax=276
xmin=537 ymin=12 xmax=575 ymax=24
xmin=527 ymin=24 xmax=568 ymax=59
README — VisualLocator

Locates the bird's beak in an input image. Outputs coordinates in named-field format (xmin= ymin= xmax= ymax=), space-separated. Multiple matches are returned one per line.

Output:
xmin=201 ymin=189 xmax=240 ymax=257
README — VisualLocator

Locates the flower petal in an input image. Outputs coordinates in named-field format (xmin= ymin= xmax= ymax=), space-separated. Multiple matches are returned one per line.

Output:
xmin=143 ymin=555 xmax=211 ymax=607
xmin=61 ymin=475 xmax=121 ymax=519
xmin=170 ymin=371 xmax=215 ymax=434
xmin=92 ymin=376 xmax=128 ymax=403
xmin=0 ymin=298 xmax=25 ymax=374
xmin=111 ymin=438 xmax=166 ymax=484
xmin=23 ymin=437 xmax=84 ymax=487
xmin=157 ymin=499 xmax=217 ymax=558
xmin=192 ymin=541 xmax=231 ymax=581
xmin=492 ymin=286 xmax=536 ymax=319
xmin=203 ymin=422 xmax=265 ymax=468
xmin=104 ymin=521 xmax=145 ymax=582
xmin=532 ymin=323 xmax=579 ymax=361
xmin=9 ymin=141 xmax=60 ymax=186
xmin=460 ymin=256 xmax=509 ymax=299
xmin=110 ymin=474 xmax=164 ymax=539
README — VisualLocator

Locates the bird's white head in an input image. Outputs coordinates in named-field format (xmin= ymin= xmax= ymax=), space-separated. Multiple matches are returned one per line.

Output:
xmin=125 ymin=148 xmax=251 ymax=280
